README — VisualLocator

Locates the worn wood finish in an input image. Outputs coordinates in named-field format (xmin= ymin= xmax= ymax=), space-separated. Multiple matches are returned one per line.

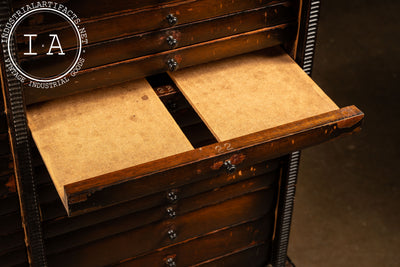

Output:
xmin=15 ymin=0 xmax=288 ymax=53
xmin=193 ymin=243 xmax=269 ymax=267
xmin=23 ymin=24 xmax=294 ymax=105
xmin=2 ymin=1 xmax=365 ymax=266
xmin=19 ymin=3 xmax=296 ymax=73
xmin=45 ymin=174 xmax=277 ymax=255
xmin=41 ymin=159 xmax=280 ymax=239
xmin=12 ymin=0 xmax=178 ymax=21
xmin=63 ymin=105 xmax=363 ymax=215
xmin=115 ymin=217 xmax=273 ymax=267
xmin=47 ymin=190 xmax=272 ymax=266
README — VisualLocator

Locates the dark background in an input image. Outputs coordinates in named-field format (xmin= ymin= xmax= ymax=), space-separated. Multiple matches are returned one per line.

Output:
xmin=288 ymin=0 xmax=399 ymax=266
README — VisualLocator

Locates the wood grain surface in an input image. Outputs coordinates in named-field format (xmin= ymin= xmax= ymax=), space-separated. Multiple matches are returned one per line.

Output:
xmin=46 ymin=190 xmax=272 ymax=266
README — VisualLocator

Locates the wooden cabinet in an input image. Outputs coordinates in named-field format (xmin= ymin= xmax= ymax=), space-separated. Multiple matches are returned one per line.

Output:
xmin=0 ymin=0 xmax=363 ymax=266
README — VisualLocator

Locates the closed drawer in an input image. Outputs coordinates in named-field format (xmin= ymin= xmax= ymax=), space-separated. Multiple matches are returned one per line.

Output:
xmin=41 ymin=158 xmax=281 ymax=235
xmin=114 ymin=217 xmax=273 ymax=267
xmin=12 ymin=0 xmax=180 ymax=24
xmin=44 ymin=169 xmax=279 ymax=255
xmin=47 ymin=189 xmax=274 ymax=266
xmin=16 ymin=0 xmax=291 ymax=55
xmin=193 ymin=243 xmax=269 ymax=267
xmin=24 ymin=22 xmax=295 ymax=104
xmin=20 ymin=3 xmax=296 ymax=74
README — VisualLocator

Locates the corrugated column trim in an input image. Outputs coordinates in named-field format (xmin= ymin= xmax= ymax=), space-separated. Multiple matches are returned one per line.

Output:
xmin=270 ymin=151 xmax=301 ymax=267
xmin=0 ymin=0 xmax=47 ymax=266
xmin=270 ymin=0 xmax=321 ymax=265
xmin=302 ymin=0 xmax=321 ymax=75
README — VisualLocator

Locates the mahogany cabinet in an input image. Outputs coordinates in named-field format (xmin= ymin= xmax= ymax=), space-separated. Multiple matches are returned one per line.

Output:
xmin=0 ymin=0 xmax=363 ymax=266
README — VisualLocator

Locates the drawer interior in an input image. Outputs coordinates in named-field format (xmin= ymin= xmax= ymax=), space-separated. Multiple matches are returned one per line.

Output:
xmin=170 ymin=46 xmax=338 ymax=141
xmin=26 ymin=46 xmax=363 ymax=215
xmin=27 ymin=78 xmax=193 ymax=208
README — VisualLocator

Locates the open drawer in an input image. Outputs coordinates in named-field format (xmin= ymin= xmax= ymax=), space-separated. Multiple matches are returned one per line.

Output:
xmin=26 ymin=46 xmax=364 ymax=216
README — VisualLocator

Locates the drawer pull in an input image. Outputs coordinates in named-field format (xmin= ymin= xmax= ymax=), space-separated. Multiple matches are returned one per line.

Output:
xmin=167 ymin=229 xmax=177 ymax=240
xmin=166 ymin=207 xmax=177 ymax=218
xmin=166 ymin=14 xmax=178 ymax=26
xmin=166 ymin=35 xmax=178 ymax=48
xmin=223 ymin=160 xmax=236 ymax=173
xmin=165 ymin=257 xmax=177 ymax=267
xmin=167 ymin=59 xmax=178 ymax=72
xmin=167 ymin=190 xmax=178 ymax=203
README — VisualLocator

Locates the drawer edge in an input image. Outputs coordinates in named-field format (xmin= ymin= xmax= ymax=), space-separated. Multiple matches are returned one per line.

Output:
xmin=63 ymin=105 xmax=363 ymax=215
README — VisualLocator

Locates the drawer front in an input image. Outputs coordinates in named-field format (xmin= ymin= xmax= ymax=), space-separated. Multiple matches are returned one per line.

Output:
xmin=20 ymin=3 xmax=296 ymax=74
xmin=12 ymin=0 xmax=179 ymax=23
xmin=114 ymin=217 xmax=273 ymax=267
xmin=41 ymin=158 xmax=281 ymax=238
xmin=44 ymin=170 xmax=279 ymax=255
xmin=24 ymin=24 xmax=294 ymax=105
xmin=47 ymin=189 xmax=274 ymax=266
xmin=194 ymin=243 xmax=269 ymax=267
xmin=16 ymin=0 xmax=290 ymax=55
xmin=63 ymin=107 xmax=362 ymax=216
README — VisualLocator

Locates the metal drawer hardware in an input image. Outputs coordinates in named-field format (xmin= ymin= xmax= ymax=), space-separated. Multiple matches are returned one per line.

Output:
xmin=166 ymin=35 xmax=178 ymax=48
xmin=165 ymin=257 xmax=177 ymax=267
xmin=167 ymin=58 xmax=178 ymax=71
xmin=167 ymin=190 xmax=178 ymax=203
xmin=167 ymin=229 xmax=177 ymax=240
xmin=166 ymin=207 xmax=177 ymax=218
xmin=166 ymin=14 xmax=178 ymax=26
xmin=223 ymin=160 xmax=236 ymax=173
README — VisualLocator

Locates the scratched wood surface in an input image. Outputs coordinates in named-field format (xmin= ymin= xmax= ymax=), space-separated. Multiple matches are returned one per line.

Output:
xmin=64 ymin=105 xmax=363 ymax=215
xmin=26 ymin=79 xmax=193 ymax=209
xmin=15 ymin=0 xmax=287 ymax=55
xmin=46 ymin=190 xmax=272 ymax=266
xmin=40 ymin=160 xmax=280 ymax=241
xmin=170 ymin=46 xmax=339 ymax=142
xmin=45 ymin=173 xmax=276 ymax=256
xmin=115 ymin=218 xmax=273 ymax=267
xmin=23 ymin=24 xmax=294 ymax=105
xmin=19 ymin=3 xmax=295 ymax=75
